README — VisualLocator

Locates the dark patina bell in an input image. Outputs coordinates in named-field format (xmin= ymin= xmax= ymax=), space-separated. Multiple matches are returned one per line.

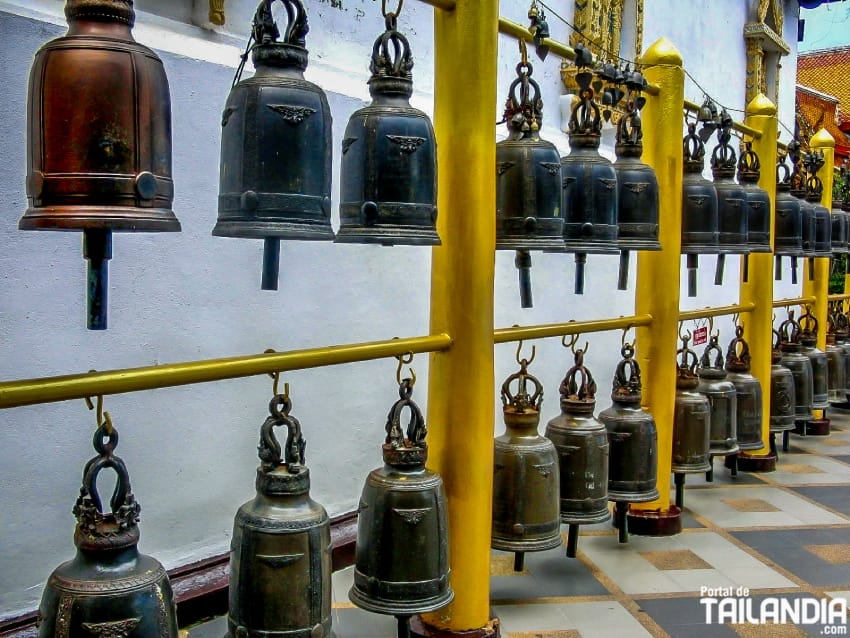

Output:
xmin=350 ymin=378 xmax=453 ymax=634
xmin=558 ymin=46 xmax=619 ymax=295
xmin=21 ymin=0 xmax=180 ymax=330
xmin=228 ymin=395 xmax=333 ymax=638
xmin=38 ymin=424 xmax=178 ymax=637
xmin=789 ymin=148 xmax=817 ymax=278
xmin=216 ymin=0 xmax=334 ymax=291
xmin=799 ymin=309 xmax=829 ymax=410
xmin=492 ymin=354 xmax=561 ymax=571
xmin=671 ymin=334 xmax=711 ymax=508
xmin=545 ymin=345 xmax=610 ymax=558
xmin=710 ymin=111 xmax=749 ymax=288
xmin=725 ymin=325 xmax=764 ymax=452
xmin=495 ymin=55 xmax=564 ymax=308
xmin=835 ymin=312 xmax=850 ymax=403
xmin=336 ymin=11 xmax=438 ymax=247
xmin=697 ymin=333 xmax=739 ymax=478
xmin=769 ymin=328 xmax=796 ymax=437
xmin=827 ymin=314 xmax=847 ymax=404
xmin=805 ymin=154 xmax=832 ymax=258
xmin=831 ymin=204 xmax=849 ymax=255
xmin=779 ymin=312 xmax=814 ymax=423
xmin=598 ymin=342 xmax=659 ymax=543
xmin=681 ymin=122 xmax=719 ymax=297
xmin=736 ymin=142 xmax=771 ymax=282
xmin=613 ymin=73 xmax=660 ymax=291
xmin=774 ymin=155 xmax=803 ymax=283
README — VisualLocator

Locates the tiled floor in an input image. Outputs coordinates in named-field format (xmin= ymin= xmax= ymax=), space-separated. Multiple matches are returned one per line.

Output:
xmin=187 ymin=410 xmax=850 ymax=638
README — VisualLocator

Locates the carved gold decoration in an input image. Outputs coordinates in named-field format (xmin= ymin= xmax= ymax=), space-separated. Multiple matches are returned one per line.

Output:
xmin=634 ymin=0 xmax=644 ymax=61
xmin=209 ymin=0 xmax=225 ymax=26
xmin=569 ymin=0 xmax=626 ymax=62
xmin=743 ymin=0 xmax=789 ymax=106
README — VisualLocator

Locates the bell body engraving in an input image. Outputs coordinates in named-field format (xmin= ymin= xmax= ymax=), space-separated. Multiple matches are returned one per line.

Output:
xmin=560 ymin=144 xmax=619 ymax=254
xmin=712 ymin=173 xmax=748 ymax=253
xmin=737 ymin=144 xmax=771 ymax=253
xmin=826 ymin=342 xmax=846 ymax=403
xmin=672 ymin=338 xmax=711 ymax=473
xmin=613 ymin=152 xmax=660 ymax=251
xmin=681 ymin=124 xmax=718 ymax=254
xmin=801 ymin=343 xmax=829 ymax=409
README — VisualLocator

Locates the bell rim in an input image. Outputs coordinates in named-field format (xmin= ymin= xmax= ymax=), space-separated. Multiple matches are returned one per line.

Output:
xmin=769 ymin=422 xmax=797 ymax=432
xmin=671 ymin=461 xmax=712 ymax=473
xmin=608 ymin=487 xmax=659 ymax=503
xmin=212 ymin=223 xmax=335 ymax=241
xmin=496 ymin=238 xmax=566 ymax=251
xmin=736 ymin=440 xmax=764 ymax=450
xmin=348 ymin=585 xmax=454 ymax=616
xmin=708 ymin=443 xmax=741 ymax=456
xmin=680 ymin=244 xmax=722 ymax=255
xmin=334 ymin=227 xmax=441 ymax=246
xmin=616 ymin=238 xmax=661 ymax=251
xmin=490 ymin=534 xmax=563 ymax=553
xmin=559 ymin=509 xmax=611 ymax=525
xmin=560 ymin=241 xmax=621 ymax=255
xmin=20 ymin=208 xmax=181 ymax=232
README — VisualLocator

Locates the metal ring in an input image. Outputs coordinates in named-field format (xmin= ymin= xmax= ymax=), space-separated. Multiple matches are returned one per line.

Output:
xmin=381 ymin=0 xmax=403 ymax=18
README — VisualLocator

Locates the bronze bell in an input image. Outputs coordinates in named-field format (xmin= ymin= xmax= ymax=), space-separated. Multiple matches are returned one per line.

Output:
xmin=798 ymin=308 xmax=829 ymax=410
xmin=37 ymin=423 xmax=178 ymax=637
xmin=774 ymin=154 xmax=803 ymax=283
xmin=789 ymin=146 xmax=817 ymax=278
xmin=710 ymin=110 xmax=749 ymax=288
xmin=697 ymin=333 xmax=739 ymax=480
xmin=21 ymin=0 xmax=180 ymax=330
xmin=336 ymin=9 xmax=439 ymax=247
xmin=495 ymin=51 xmax=565 ymax=308
xmin=725 ymin=325 xmax=764 ymax=452
xmin=769 ymin=328 xmax=797 ymax=456
xmin=545 ymin=344 xmax=610 ymax=558
xmin=215 ymin=0 xmax=334 ymax=291
xmin=736 ymin=142 xmax=771 ymax=282
xmin=671 ymin=333 xmax=711 ymax=509
xmin=826 ymin=313 xmax=847 ymax=404
xmin=805 ymin=154 xmax=833 ymax=258
xmin=228 ymin=395 xmax=333 ymax=638
xmin=558 ymin=45 xmax=619 ymax=295
xmin=350 ymin=377 xmax=453 ymax=635
xmin=681 ymin=122 xmax=719 ymax=297
xmin=598 ymin=342 xmax=659 ymax=544
xmin=613 ymin=72 xmax=660 ymax=291
xmin=492 ymin=351 xmax=561 ymax=571
xmin=831 ymin=204 xmax=849 ymax=255
xmin=779 ymin=311 xmax=815 ymax=423
xmin=835 ymin=312 xmax=850 ymax=403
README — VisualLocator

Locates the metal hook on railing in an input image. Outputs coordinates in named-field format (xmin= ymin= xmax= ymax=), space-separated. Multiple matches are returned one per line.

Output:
xmin=679 ymin=321 xmax=691 ymax=342
xmin=264 ymin=349 xmax=289 ymax=400
xmin=561 ymin=333 xmax=578 ymax=350
xmin=621 ymin=324 xmax=634 ymax=348
xmin=707 ymin=316 xmax=719 ymax=339
xmin=395 ymin=351 xmax=416 ymax=388
xmin=515 ymin=339 xmax=536 ymax=367
xmin=83 ymin=372 xmax=113 ymax=435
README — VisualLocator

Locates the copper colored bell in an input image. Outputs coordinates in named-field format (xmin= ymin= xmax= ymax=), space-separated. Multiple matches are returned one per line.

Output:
xmin=216 ymin=0 xmax=334 ymax=291
xmin=598 ymin=342 xmax=659 ymax=544
xmin=769 ymin=328 xmax=796 ymax=436
xmin=697 ymin=333 xmax=739 ymax=479
xmin=710 ymin=111 xmax=748 ymax=288
xmin=492 ymin=355 xmax=561 ymax=571
xmin=671 ymin=334 xmax=711 ymax=508
xmin=736 ymin=142 xmax=771 ymax=282
xmin=613 ymin=76 xmax=660 ymax=291
xmin=725 ymin=325 xmax=764 ymax=452
xmin=37 ymin=424 xmax=178 ymax=637
xmin=350 ymin=378 xmax=453 ymax=635
xmin=681 ymin=123 xmax=719 ymax=297
xmin=22 ymin=0 xmax=180 ymax=330
xmin=495 ymin=57 xmax=564 ymax=308
xmin=557 ymin=46 xmax=619 ymax=295
xmin=545 ymin=345 xmax=610 ymax=558
xmin=336 ymin=11 xmax=438 ymax=247
xmin=799 ymin=309 xmax=829 ymax=410
xmin=779 ymin=312 xmax=814 ymax=423
xmin=774 ymin=156 xmax=803 ymax=283
xmin=228 ymin=395 xmax=333 ymax=638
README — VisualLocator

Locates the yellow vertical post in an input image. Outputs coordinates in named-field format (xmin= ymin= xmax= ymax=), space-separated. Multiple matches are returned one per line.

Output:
xmin=632 ymin=38 xmax=684 ymax=516
xmin=424 ymin=0 xmax=497 ymax=633
xmin=738 ymin=94 xmax=777 ymax=460
xmin=803 ymin=129 xmax=835 ymax=351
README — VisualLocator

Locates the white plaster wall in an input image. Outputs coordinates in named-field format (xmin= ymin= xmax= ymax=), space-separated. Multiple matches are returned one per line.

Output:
xmin=0 ymin=0 xmax=801 ymax=619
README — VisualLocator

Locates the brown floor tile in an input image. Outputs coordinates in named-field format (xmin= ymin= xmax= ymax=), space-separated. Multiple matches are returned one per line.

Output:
xmin=779 ymin=463 xmax=826 ymax=474
xmin=491 ymin=553 xmax=530 ymax=576
xmin=804 ymin=544 xmax=850 ymax=564
xmin=721 ymin=498 xmax=781 ymax=512
xmin=638 ymin=549 xmax=712 ymax=570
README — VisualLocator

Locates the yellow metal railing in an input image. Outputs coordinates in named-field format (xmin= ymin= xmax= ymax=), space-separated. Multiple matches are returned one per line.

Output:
xmin=774 ymin=296 xmax=817 ymax=308
xmin=494 ymin=314 xmax=652 ymax=343
xmin=678 ymin=303 xmax=755 ymax=322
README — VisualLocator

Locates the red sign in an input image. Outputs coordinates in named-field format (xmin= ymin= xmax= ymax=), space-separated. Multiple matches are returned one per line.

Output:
xmin=693 ymin=326 xmax=708 ymax=346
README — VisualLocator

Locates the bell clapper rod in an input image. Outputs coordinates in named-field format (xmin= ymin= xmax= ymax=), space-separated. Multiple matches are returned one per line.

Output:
xmin=261 ymin=237 xmax=281 ymax=291
xmin=686 ymin=254 xmax=699 ymax=298
xmin=83 ymin=229 xmax=113 ymax=331
xmin=742 ymin=254 xmax=750 ymax=283
xmin=615 ymin=502 xmax=629 ymax=544
xmin=565 ymin=524 xmax=579 ymax=558
xmin=792 ymin=256 xmax=799 ymax=284
xmin=397 ymin=615 xmax=411 ymax=638
xmin=714 ymin=254 xmax=725 ymax=286
xmin=617 ymin=250 xmax=630 ymax=291
xmin=705 ymin=455 xmax=714 ymax=482
xmin=674 ymin=473 xmax=685 ymax=509
xmin=775 ymin=255 xmax=782 ymax=281
xmin=808 ymin=257 xmax=816 ymax=281
xmin=574 ymin=253 xmax=587 ymax=295
xmin=514 ymin=552 xmax=525 ymax=572
xmin=515 ymin=250 xmax=533 ymax=308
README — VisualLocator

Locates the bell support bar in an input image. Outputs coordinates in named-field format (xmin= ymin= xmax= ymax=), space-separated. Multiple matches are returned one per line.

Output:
xmin=683 ymin=99 xmax=761 ymax=140
xmin=774 ymin=296 xmax=817 ymax=308
xmin=828 ymin=294 xmax=850 ymax=301
xmin=495 ymin=314 xmax=652 ymax=343
xmin=0 ymin=334 xmax=452 ymax=410
xmin=678 ymin=303 xmax=755 ymax=322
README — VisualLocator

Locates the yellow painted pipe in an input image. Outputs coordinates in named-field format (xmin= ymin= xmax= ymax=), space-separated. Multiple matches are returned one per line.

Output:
xmin=739 ymin=94 xmax=778 ymax=457
xmin=773 ymin=296 xmax=817 ymax=308
xmin=494 ymin=314 xmax=652 ymax=343
xmin=683 ymin=99 xmax=762 ymax=140
xmin=425 ymin=0 xmax=497 ymax=632
xmin=632 ymin=37 xmax=685 ymax=514
xmin=416 ymin=0 xmax=456 ymax=10
xmin=0 ymin=334 xmax=453 ymax=410
xmin=678 ymin=303 xmax=755 ymax=322
xmin=829 ymin=294 xmax=850 ymax=301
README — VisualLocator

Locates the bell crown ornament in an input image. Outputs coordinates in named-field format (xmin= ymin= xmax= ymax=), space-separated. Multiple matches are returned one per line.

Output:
xmin=737 ymin=141 xmax=761 ymax=183
xmin=610 ymin=343 xmax=643 ymax=405
xmin=383 ymin=378 xmax=428 ymax=466
xmin=798 ymin=307 xmax=820 ymax=349
xmin=501 ymin=350 xmax=544 ymax=427
xmin=725 ymin=325 xmax=752 ymax=373
xmin=568 ymin=55 xmax=603 ymax=147
xmin=560 ymin=346 xmax=597 ymax=414
xmin=779 ymin=311 xmax=802 ymax=352
xmin=676 ymin=334 xmax=700 ymax=389
xmin=257 ymin=394 xmax=309 ymax=493
xmin=684 ymin=122 xmax=708 ymax=173
xmin=698 ymin=333 xmax=727 ymax=380
xmin=710 ymin=110 xmax=738 ymax=179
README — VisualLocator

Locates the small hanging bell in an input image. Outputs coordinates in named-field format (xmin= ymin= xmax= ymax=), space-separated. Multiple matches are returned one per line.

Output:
xmin=769 ymin=328 xmax=797 ymax=453
xmin=545 ymin=344 xmax=610 ymax=558
xmin=228 ymin=394 xmax=333 ymax=638
xmin=21 ymin=0 xmax=181 ymax=330
xmin=710 ymin=111 xmax=749 ymax=289
xmin=598 ymin=342 xmax=659 ymax=544
xmin=215 ymin=0 xmax=334 ymax=291
xmin=556 ymin=45 xmax=619 ymax=295
xmin=725 ymin=325 xmax=764 ymax=452
xmin=774 ymin=154 xmax=803 ymax=283
xmin=681 ymin=122 xmax=719 ymax=297
xmin=826 ymin=313 xmax=847 ymax=404
xmin=37 ymin=423 xmax=179 ymax=637
xmin=778 ymin=311 xmax=815 ymax=424
xmin=495 ymin=51 xmax=565 ymax=308
xmin=349 ymin=377 xmax=453 ymax=636
xmin=736 ymin=142 xmax=771 ymax=282
xmin=613 ymin=74 xmax=660 ymax=291
xmin=805 ymin=153 xmax=832 ymax=258
xmin=492 ymin=352 xmax=561 ymax=571
xmin=697 ymin=333 xmax=739 ymax=480
xmin=671 ymin=333 xmax=711 ymax=509
xmin=336 ymin=9 xmax=439 ymax=247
